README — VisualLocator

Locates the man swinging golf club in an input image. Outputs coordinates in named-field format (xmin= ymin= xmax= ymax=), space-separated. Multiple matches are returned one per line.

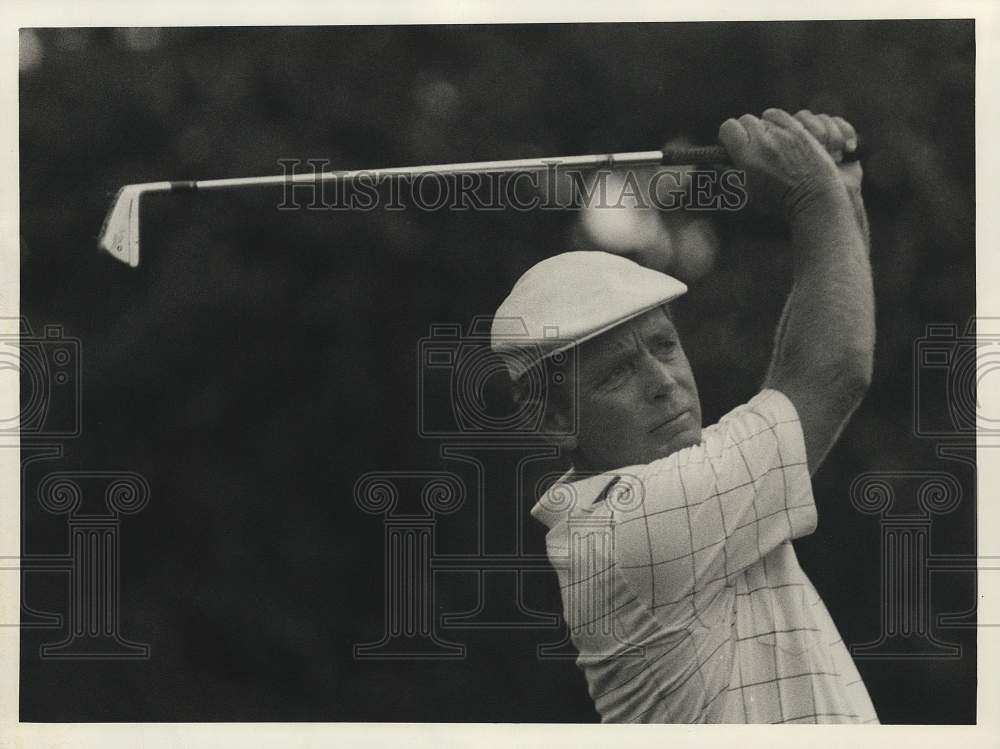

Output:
xmin=491 ymin=108 xmax=877 ymax=723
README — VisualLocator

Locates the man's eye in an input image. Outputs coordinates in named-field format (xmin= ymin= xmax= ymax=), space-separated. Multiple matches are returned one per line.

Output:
xmin=601 ymin=363 xmax=630 ymax=388
xmin=655 ymin=339 xmax=677 ymax=356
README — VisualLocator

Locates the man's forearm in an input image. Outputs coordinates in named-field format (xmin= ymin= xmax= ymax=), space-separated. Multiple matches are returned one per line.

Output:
xmin=766 ymin=185 xmax=871 ymax=365
xmin=764 ymin=183 xmax=875 ymax=471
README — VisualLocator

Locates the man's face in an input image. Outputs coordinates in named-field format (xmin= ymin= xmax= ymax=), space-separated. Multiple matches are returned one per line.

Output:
xmin=561 ymin=306 xmax=702 ymax=473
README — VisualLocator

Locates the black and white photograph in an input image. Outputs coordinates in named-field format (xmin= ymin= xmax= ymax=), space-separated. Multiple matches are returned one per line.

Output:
xmin=2 ymin=3 xmax=997 ymax=745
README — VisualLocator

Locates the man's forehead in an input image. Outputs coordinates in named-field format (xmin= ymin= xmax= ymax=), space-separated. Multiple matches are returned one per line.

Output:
xmin=578 ymin=307 xmax=676 ymax=361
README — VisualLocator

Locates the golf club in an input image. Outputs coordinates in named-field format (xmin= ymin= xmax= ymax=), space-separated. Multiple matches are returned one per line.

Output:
xmin=98 ymin=141 xmax=861 ymax=268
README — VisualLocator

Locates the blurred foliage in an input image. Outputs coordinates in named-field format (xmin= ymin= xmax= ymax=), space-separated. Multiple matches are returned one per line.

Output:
xmin=18 ymin=22 xmax=974 ymax=722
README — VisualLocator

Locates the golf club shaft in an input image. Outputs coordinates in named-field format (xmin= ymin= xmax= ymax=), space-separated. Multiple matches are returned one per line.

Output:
xmin=98 ymin=138 xmax=862 ymax=267
xmin=137 ymin=140 xmax=862 ymax=195
xmin=143 ymin=146 xmax=731 ymax=195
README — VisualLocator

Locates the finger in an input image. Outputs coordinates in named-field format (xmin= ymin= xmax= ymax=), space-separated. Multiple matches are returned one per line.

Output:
xmin=832 ymin=116 xmax=858 ymax=152
xmin=789 ymin=109 xmax=847 ymax=161
xmin=738 ymin=113 xmax=768 ymax=143
xmin=765 ymin=107 xmax=835 ymax=164
xmin=816 ymin=114 xmax=844 ymax=161
xmin=762 ymin=107 xmax=810 ymax=136
xmin=718 ymin=117 xmax=750 ymax=160
xmin=793 ymin=109 xmax=829 ymax=148
xmin=818 ymin=114 xmax=843 ymax=150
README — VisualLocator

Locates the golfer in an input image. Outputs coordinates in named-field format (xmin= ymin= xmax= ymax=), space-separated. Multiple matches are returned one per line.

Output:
xmin=491 ymin=108 xmax=877 ymax=723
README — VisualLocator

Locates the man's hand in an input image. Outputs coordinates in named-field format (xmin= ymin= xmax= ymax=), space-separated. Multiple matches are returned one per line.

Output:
xmin=718 ymin=108 xmax=858 ymax=221
xmin=791 ymin=110 xmax=868 ymax=246
xmin=791 ymin=110 xmax=862 ymax=193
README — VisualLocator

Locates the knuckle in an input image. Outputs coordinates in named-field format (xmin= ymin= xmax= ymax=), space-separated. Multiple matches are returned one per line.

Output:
xmin=835 ymin=116 xmax=856 ymax=133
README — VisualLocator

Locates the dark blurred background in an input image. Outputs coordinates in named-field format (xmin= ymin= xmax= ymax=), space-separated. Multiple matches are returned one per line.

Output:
xmin=17 ymin=21 xmax=975 ymax=723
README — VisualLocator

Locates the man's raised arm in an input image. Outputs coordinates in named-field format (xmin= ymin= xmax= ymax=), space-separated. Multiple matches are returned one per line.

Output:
xmin=719 ymin=108 xmax=875 ymax=475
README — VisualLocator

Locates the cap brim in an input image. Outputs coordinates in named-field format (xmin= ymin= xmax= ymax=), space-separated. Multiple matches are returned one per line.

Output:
xmin=503 ymin=294 xmax=682 ymax=379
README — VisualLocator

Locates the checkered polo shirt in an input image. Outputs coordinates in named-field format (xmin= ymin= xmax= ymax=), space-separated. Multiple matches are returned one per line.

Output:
xmin=531 ymin=389 xmax=879 ymax=724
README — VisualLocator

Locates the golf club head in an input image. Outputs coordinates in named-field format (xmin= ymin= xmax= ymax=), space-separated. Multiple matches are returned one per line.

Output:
xmin=98 ymin=182 xmax=170 ymax=268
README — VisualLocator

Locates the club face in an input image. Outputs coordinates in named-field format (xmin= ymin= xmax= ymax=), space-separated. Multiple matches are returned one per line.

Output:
xmin=98 ymin=185 xmax=141 ymax=267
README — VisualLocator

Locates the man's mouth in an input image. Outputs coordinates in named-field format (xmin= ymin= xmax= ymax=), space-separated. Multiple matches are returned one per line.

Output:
xmin=649 ymin=410 xmax=689 ymax=434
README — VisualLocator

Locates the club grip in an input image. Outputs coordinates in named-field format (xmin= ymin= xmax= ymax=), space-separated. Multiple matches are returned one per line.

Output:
xmin=660 ymin=145 xmax=729 ymax=165
xmin=660 ymin=136 xmax=864 ymax=166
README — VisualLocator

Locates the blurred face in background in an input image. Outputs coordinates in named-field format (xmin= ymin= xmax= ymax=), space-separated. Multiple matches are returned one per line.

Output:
xmin=559 ymin=305 xmax=702 ymax=473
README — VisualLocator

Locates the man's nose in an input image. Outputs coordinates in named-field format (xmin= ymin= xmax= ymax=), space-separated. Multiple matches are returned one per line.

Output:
xmin=640 ymin=352 xmax=678 ymax=399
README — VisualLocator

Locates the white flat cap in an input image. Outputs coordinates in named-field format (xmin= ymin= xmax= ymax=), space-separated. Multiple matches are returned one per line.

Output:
xmin=491 ymin=251 xmax=687 ymax=379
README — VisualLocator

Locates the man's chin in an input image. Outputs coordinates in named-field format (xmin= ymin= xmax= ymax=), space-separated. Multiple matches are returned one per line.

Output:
xmin=652 ymin=427 xmax=702 ymax=461
xmin=581 ymin=427 xmax=704 ymax=472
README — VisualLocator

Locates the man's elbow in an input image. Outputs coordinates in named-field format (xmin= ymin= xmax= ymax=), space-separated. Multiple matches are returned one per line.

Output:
xmin=841 ymin=347 xmax=874 ymax=406
xmin=812 ymin=344 xmax=873 ymax=417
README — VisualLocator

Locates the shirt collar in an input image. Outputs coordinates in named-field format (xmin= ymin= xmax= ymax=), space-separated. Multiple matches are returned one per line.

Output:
xmin=530 ymin=467 xmax=621 ymax=530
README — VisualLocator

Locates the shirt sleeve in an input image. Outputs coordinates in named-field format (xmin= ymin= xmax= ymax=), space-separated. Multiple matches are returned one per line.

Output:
xmin=611 ymin=388 xmax=817 ymax=617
